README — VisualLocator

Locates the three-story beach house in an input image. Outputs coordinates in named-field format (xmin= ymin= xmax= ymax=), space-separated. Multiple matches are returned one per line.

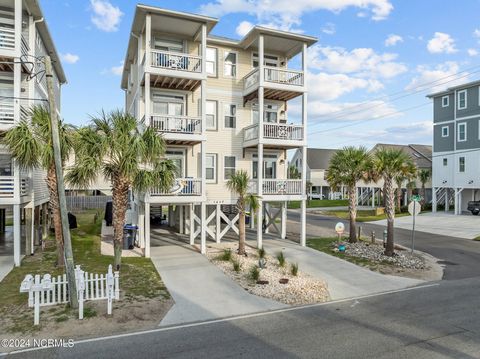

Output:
xmin=121 ymin=5 xmax=316 ymax=255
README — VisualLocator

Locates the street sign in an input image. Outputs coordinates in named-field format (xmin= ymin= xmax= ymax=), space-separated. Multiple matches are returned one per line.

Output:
xmin=411 ymin=194 xmax=422 ymax=202
xmin=408 ymin=201 xmax=421 ymax=216
xmin=335 ymin=222 xmax=345 ymax=234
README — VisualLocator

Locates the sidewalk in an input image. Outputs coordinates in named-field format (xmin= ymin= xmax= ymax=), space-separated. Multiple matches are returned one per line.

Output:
xmin=0 ymin=255 xmax=14 ymax=283
xmin=150 ymin=244 xmax=286 ymax=326
xmin=253 ymin=239 xmax=424 ymax=300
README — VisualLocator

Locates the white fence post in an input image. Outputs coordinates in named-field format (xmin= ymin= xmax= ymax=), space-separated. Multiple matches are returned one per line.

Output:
xmin=75 ymin=265 xmax=85 ymax=320
xmin=106 ymin=265 xmax=113 ymax=315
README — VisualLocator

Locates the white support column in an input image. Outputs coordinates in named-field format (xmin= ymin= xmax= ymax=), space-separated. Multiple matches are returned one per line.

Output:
xmin=458 ymin=190 xmax=462 ymax=215
xmin=445 ymin=189 xmax=448 ymax=212
xmin=281 ymin=202 xmax=287 ymax=240
xmin=168 ymin=205 xmax=173 ymax=227
xmin=216 ymin=203 xmax=221 ymax=243
xmin=264 ymin=203 xmax=270 ymax=234
xmin=145 ymin=13 xmax=151 ymax=72
xmin=300 ymin=42 xmax=308 ymax=248
xmin=432 ymin=187 xmax=437 ymax=213
xmin=13 ymin=204 xmax=20 ymax=266
xmin=201 ymin=202 xmax=206 ymax=254
xmin=301 ymin=200 xmax=307 ymax=247
xmin=189 ymin=204 xmax=195 ymax=245
xmin=41 ymin=203 xmax=48 ymax=241
xmin=371 ymin=187 xmax=375 ymax=208
xmin=257 ymin=34 xmax=265 ymax=249
xmin=257 ymin=200 xmax=263 ymax=249
xmin=250 ymin=204 xmax=255 ymax=229
xmin=138 ymin=204 xmax=145 ymax=249
xmin=144 ymin=202 xmax=150 ymax=258
xmin=403 ymin=187 xmax=408 ymax=207
xmin=454 ymin=188 xmax=458 ymax=215
xmin=320 ymin=186 xmax=323 ymax=200
xmin=179 ymin=205 xmax=184 ymax=234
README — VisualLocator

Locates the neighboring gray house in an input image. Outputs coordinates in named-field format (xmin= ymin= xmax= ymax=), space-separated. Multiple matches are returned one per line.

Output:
xmin=428 ymin=80 xmax=480 ymax=214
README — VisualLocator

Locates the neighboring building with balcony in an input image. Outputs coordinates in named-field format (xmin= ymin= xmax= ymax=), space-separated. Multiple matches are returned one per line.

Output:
xmin=0 ymin=0 xmax=65 ymax=267
xmin=121 ymin=5 xmax=316 ymax=256
xmin=428 ymin=80 xmax=480 ymax=214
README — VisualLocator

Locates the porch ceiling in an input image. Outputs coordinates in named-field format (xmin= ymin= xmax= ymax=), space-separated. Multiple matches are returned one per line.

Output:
xmin=147 ymin=74 xmax=201 ymax=92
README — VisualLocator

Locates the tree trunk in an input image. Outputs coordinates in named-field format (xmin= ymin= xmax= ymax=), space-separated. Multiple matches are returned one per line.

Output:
xmin=238 ymin=210 xmax=245 ymax=255
xmin=45 ymin=165 xmax=64 ymax=267
xmin=348 ymin=185 xmax=357 ymax=243
xmin=421 ymin=184 xmax=426 ymax=206
xmin=384 ymin=177 xmax=396 ymax=256
xmin=396 ymin=188 xmax=402 ymax=213
xmin=112 ymin=177 xmax=130 ymax=270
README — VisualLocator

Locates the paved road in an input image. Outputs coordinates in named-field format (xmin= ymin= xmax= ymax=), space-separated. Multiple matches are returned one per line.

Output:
xmin=8 ymin=278 xmax=480 ymax=358
xmin=288 ymin=210 xmax=480 ymax=280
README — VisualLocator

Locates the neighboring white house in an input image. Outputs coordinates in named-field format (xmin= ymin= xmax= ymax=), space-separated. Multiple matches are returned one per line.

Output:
xmin=291 ymin=144 xmax=433 ymax=206
xmin=120 ymin=5 xmax=316 ymax=256
xmin=0 ymin=0 xmax=66 ymax=266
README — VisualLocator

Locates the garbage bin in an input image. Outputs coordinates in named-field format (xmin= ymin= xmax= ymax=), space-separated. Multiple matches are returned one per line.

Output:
xmin=123 ymin=225 xmax=138 ymax=250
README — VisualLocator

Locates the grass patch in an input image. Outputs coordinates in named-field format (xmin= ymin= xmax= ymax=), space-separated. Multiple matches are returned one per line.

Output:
xmin=248 ymin=265 xmax=260 ymax=281
xmin=307 ymin=237 xmax=374 ymax=268
xmin=258 ymin=247 xmax=266 ymax=259
xmin=474 ymin=236 xmax=480 ymax=241
xmin=290 ymin=263 xmax=299 ymax=276
xmin=276 ymin=251 xmax=286 ymax=267
xmin=217 ymin=249 xmax=232 ymax=261
xmin=0 ymin=209 xmax=170 ymax=334
xmin=324 ymin=209 xmax=411 ymax=222
xmin=231 ymin=259 xmax=241 ymax=273
xmin=288 ymin=199 xmax=348 ymax=209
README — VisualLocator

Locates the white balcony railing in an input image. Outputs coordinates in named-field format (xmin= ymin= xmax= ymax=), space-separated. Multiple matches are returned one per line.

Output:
xmin=151 ymin=50 xmax=202 ymax=73
xmin=244 ymin=123 xmax=304 ymax=142
xmin=243 ymin=67 xmax=304 ymax=91
xmin=249 ymin=179 xmax=303 ymax=195
xmin=0 ymin=176 xmax=29 ymax=198
xmin=21 ymin=34 xmax=29 ymax=57
xmin=150 ymin=115 xmax=202 ymax=135
xmin=0 ymin=101 xmax=14 ymax=124
xmin=150 ymin=178 xmax=202 ymax=196
xmin=0 ymin=26 xmax=14 ymax=50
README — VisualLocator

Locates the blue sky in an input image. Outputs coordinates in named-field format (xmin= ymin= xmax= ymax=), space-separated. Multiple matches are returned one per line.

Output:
xmin=42 ymin=0 xmax=480 ymax=149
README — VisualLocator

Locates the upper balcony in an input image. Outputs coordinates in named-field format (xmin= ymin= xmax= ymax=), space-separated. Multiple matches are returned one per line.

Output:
xmin=149 ymin=177 xmax=203 ymax=203
xmin=243 ymin=122 xmax=305 ymax=149
xmin=147 ymin=114 xmax=204 ymax=145
xmin=243 ymin=67 xmax=305 ymax=102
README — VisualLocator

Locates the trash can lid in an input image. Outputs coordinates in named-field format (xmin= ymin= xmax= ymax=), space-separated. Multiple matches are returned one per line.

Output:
xmin=123 ymin=224 xmax=138 ymax=230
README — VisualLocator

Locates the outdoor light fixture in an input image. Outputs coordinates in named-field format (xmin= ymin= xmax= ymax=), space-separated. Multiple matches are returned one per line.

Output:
xmin=469 ymin=180 xmax=474 ymax=184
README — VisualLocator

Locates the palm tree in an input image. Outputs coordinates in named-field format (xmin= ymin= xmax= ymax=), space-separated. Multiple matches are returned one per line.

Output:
xmin=373 ymin=148 xmax=415 ymax=256
xmin=226 ymin=170 xmax=259 ymax=255
xmin=66 ymin=110 xmax=176 ymax=269
xmin=326 ymin=146 xmax=372 ymax=243
xmin=394 ymin=162 xmax=417 ymax=212
xmin=288 ymin=165 xmax=300 ymax=179
xmin=418 ymin=169 xmax=431 ymax=205
xmin=3 ymin=105 xmax=74 ymax=266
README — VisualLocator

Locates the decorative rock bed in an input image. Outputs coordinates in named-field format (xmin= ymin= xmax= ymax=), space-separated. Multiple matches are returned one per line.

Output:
xmin=206 ymin=244 xmax=330 ymax=305
xmin=333 ymin=241 xmax=426 ymax=270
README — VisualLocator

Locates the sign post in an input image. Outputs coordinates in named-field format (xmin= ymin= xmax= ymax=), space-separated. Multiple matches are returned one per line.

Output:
xmin=408 ymin=195 xmax=422 ymax=253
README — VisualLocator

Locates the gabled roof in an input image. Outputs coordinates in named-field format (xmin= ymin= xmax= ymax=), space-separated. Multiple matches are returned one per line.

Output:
xmin=371 ymin=143 xmax=432 ymax=169
xmin=305 ymin=148 xmax=338 ymax=170
xmin=427 ymin=79 xmax=480 ymax=98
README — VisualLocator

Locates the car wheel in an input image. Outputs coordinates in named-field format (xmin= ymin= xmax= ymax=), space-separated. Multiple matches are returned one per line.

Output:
xmin=472 ymin=211 xmax=479 ymax=215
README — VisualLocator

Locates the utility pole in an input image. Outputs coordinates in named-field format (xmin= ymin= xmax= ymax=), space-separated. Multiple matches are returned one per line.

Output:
xmin=44 ymin=55 xmax=78 ymax=308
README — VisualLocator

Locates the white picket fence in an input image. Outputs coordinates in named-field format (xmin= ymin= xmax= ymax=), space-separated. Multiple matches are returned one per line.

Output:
xmin=20 ymin=265 xmax=120 ymax=325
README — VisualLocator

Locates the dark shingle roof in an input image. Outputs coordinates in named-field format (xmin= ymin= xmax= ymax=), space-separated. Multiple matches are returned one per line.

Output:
xmin=306 ymin=148 xmax=338 ymax=170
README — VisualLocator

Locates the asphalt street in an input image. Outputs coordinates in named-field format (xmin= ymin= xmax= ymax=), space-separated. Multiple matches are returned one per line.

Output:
xmin=288 ymin=210 xmax=480 ymax=280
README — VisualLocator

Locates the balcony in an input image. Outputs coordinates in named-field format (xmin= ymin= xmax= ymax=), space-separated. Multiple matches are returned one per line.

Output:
xmin=0 ymin=26 xmax=14 ymax=51
xmin=0 ymin=101 xmax=14 ymax=126
xmin=150 ymin=178 xmax=202 ymax=203
xmin=243 ymin=66 xmax=305 ymax=102
xmin=149 ymin=114 xmax=203 ymax=144
xmin=243 ymin=122 xmax=305 ymax=149
xmin=0 ymin=176 xmax=29 ymax=198
xmin=145 ymin=50 xmax=204 ymax=91
xmin=249 ymin=179 xmax=303 ymax=197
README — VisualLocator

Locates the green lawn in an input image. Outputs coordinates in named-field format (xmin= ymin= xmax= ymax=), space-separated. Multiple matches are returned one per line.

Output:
xmin=0 ymin=210 xmax=169 ymax=334
xmin=288 ymin=199 xmax=348 ymax=209
xmin=306 ymin=237 xmax=373 ymax=267
xmin=324 ymin=209 xmax=412 ymax=222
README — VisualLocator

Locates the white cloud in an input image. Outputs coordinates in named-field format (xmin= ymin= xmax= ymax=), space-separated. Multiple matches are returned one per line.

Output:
xmin=385 ymin=34 xmax=403 ymax=47
xmin=321 ymin=22 xmax=336 ymax=35
xmin=474 ymin=29 xmax=480 ymax=38
xmin=102 ymin=61 xmax=124 ymax=76
xmin=236 ymin=20 xmax=254 ymax=37
xmin=309 ymin=46 xmax=407 ymax=79
xmin=60 ymin=52 xmax=79 ymax=64
xmin=200 ymin=0 xmax=393 ymax=31
xmin=427 ymin=32 xmax=457 ymax=54
xmin=405 ymin=62 xmax=463 ymax=93
xmin=468 ymin=48 xmax=479 ymax=56
xmin=90 ymin=0 xmax=123 ymax=32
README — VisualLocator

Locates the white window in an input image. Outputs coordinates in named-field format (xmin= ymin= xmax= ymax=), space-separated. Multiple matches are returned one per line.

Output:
xmin=224 ymin=51 xmax=237 ymax=77
xmin=252 ymin=53 xmax=279 ymax=68
xmin=252 ymin=103 xmax=279 ymax=124
xmin=458 ymin=90 xmax=467 ymax=110
xmin=459 ymin=157 xmax=465 ymax=172
xmin=151 ymin=93 xmax=184 ymax=115
xmin=442 ymin=96 xmax=449 ymax=107
xmin=252 ymin=154 xmax=278 ymax=179
xmin=224 ymin=156 xmax=236 ymax=179
xmin=224 ymin=104 xmax=236 ymax=128
xmin=206 ymin=100 xmax=217 ymax=130
xmin=206 ymin=154 xmax=217 ymax=182
xmin=153 ymin=37 xmax=183 ymax=52
xmin=458 ymin=122 xmax=467 ymax=142
xmin=206 ymin=47 xmax=217 ymax=76
xmin=441 ymin=126 xmax=449 ymax=137
xmin=443 ymin=158 xmax=448 ymax=166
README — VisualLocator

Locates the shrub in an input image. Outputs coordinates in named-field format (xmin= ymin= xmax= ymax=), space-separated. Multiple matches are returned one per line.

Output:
xmin=249 ymin=265 xmax=260 ymax=281
xmin=290 ymin=263 xmax=299 ymax=276
xmin=258 ymin=247 xmax=266 ymax=259
xmin=276 ymin=251 xmax=286 ymax=267
xmin=232 ymin=259 xmax=241 ymax=272
xmin=218 ymin=249 xmax=232 ymax=261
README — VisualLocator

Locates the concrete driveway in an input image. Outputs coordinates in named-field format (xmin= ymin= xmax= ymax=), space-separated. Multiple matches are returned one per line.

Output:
xmin=370 ymin=212 xmax=480 ymax=239
xmin=0 ymin=255 xmax=14 ymax=283
xmin=150 ymin=244 xmax=286 ymax=326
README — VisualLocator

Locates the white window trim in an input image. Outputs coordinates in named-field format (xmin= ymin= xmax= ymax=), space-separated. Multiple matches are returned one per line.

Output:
xmin=206 ymin=47 xmax=217 ymax=77
xmin=223 ymin=155 xmax=237 ymax=180
xmin=205 ymin=100 xmax=218 ymax=131
xmin=443 ymin=158 xmax=448 ymax=166
xmin=458 ymin=90 xmax=467 ymax=110
xmin=441 ymin=126 xmax=449 ymax=137
xmin=223 ymin=50 xmax=238 ymax=78
xmin=223 ymin=103 xmax=237 ymax=129
xmin=457 ymin=122 xmax=467 ymax=142
xmin=205 ymin=153 xmax=217 ymax=183
xmin=442 ymin=95 xmax=449 ymax=107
